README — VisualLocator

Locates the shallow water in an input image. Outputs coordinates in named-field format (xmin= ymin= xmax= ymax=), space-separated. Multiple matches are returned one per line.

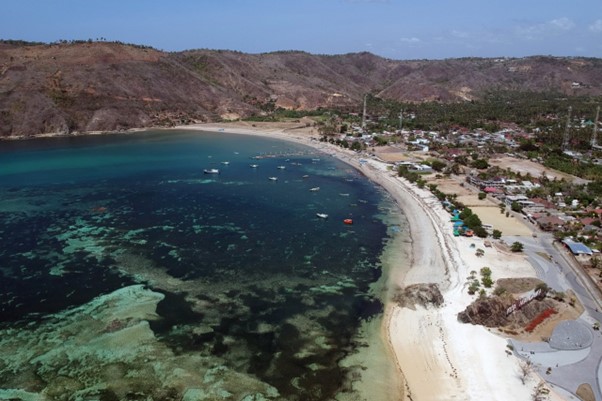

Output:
xmin=0 ymin=130 xmax=402 ymax=400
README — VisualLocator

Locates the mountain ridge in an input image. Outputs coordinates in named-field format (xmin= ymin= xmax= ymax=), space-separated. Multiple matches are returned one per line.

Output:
xmin=1 ymin=41 xmax=602 ymax=137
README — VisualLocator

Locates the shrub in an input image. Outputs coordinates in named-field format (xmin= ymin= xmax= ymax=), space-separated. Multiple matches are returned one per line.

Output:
xmin=511 ymin=241 xmax=524 ymax=252
xmin=493 ymin=286 xmax=507 ymax=296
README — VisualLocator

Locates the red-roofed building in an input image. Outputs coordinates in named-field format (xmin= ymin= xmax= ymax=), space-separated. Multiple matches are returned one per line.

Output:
xmin=536 ymin=215 xmax=565 ymax=231
xmin=580 ymin=217 xmax=600 ymax=226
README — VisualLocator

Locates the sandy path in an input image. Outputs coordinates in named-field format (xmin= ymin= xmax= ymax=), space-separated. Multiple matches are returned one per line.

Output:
xmin=174 ymin=123 xmax=551 ymax=401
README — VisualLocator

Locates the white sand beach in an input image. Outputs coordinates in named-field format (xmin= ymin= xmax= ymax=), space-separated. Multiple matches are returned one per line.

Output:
xmin=178 ymin=121 xmax=561 ymax=401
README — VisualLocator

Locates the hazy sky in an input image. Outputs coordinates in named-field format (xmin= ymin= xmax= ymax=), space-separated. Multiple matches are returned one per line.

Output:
xmin=2 ymin=0 xmax=602 ymax=59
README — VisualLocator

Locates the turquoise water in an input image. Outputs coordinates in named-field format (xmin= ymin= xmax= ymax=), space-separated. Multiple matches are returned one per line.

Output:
xmin=0 ymin=130 xmax=399 ymax=400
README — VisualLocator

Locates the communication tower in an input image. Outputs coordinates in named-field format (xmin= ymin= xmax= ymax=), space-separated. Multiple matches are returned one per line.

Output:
xmin=592 ymin=105 xmax=600 ymax=149
xmin=561 ymin=106 xmax=572 ymax=151
xmin=399 ymin=111 xmax=403 ymax=132
xmin=361 ymin=94 xmax=367 ymax=131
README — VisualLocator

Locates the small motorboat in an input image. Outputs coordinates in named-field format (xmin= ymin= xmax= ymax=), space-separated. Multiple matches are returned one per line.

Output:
xmin=250 ymin=164 xmax=259 ymax=168
xmin=221 ymin=161 xmax=230 ymax=165
xmin=302 ymin=175 xmax=309 ymax=179
xmin=268 ymin=177 xmax=278 ymax=181
xmin=309 ymin=187 xmax=320 ymax=192
xmin=204 ymin=169 xmax=220 ymax=174
xmin=277 ymin=165 xmax=286 ymax=170
xmin=343 ymin=219 xmax=353 ymax=225
xmin=339 ymin=193 xmax=350 ymax=197
xmin=316 ymin=213 xmax=328 ymax=219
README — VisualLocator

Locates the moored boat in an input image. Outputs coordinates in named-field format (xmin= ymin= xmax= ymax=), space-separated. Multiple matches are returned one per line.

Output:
xmin=316 ymin=213 xmax=328 ymax=219
xmin=343 ymin=218 xmax=353 ymax=225
xmin=250 ymin=164 xmax=259 ymax=168
xmin=309 ymin=187 xmax=320 ymax=192
xmin=204 ymin=169 xmax=220 ymax=174
xmin=268 ymin=177 xmax=278 ymax=181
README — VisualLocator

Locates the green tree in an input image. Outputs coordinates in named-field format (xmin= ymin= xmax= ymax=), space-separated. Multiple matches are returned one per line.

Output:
xmin=478 ymin=192 xmax=486 ymax=200
xmin=511 ymin=241 xmax=524 ymax=252
xmin=430 ymin=160 xmax=447 ymax=172
xmin=471 ymin=159 xmax=489 ymax=169
xmin=459 ymin=207 xmax=473 ymax=220
xmin=511 ymin=201 xmax=523 ymax=213
xmin=492 ymin=229 xmax=502 ymax=239
xmin=474 ymin=226 xmax=488 ymax=238
xmin=464 ymin=213 xmax=482 ymax=229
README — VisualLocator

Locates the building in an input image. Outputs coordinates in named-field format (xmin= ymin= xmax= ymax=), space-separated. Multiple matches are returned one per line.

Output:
xmin=562 ymin=239 xmax=593 ymax=256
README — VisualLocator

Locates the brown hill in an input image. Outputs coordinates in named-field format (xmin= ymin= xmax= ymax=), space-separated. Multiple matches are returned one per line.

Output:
xmin=2 ymin=41 xmax=602 ymax=137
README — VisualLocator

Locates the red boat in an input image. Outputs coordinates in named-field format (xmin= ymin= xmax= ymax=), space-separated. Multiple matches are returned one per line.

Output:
xmin=343 ymin=218 xmax=353 ymax=225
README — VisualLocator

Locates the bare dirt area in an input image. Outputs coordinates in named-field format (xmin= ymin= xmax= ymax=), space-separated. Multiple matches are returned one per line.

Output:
xmin=425 ymin=175 xmax=534 ymax=235
xmin=472 ymin=206 xmax=533 ymax=236
xmin=488 ymin=156 xmax=589 ymax=185
xmin=373 ymin=146 xmax=413 ymax=163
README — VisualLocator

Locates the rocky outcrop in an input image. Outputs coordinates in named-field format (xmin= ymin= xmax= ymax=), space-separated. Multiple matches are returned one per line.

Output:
xmin=392 ymin=283 xmax=444 ymax=309
xmin=458 ymin=294 xmax=557 ymax=328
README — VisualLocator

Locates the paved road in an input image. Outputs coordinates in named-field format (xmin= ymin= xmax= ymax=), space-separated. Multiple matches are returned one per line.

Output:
xmin=504 ymin=232 xmax=602 ymax=400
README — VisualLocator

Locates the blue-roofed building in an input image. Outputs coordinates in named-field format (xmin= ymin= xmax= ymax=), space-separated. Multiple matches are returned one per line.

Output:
xmin=562 ymin=239 xmax=593 ymax=256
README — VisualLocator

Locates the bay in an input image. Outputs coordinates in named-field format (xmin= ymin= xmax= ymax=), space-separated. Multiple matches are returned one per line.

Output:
xmin=0 ymin=130 xmax=401 ymax=400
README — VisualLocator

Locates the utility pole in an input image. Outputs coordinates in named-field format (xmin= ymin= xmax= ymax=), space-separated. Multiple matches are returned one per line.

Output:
xmin=591 ymin=105 xmax=600 ymax=148
xmin=562 ymin=106 xmax=572 ymax=151
xmin=362 ymin=94 xmax=367 ymax=132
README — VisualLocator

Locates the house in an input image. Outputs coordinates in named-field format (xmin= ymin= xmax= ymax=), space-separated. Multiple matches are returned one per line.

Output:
xmin=535 ymin=215 xmax=565 ymax=231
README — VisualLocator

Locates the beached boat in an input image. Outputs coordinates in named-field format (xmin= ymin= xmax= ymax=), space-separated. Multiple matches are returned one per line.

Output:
xmin=309 ymin=187 xmax=320 ymax=192
xmin=204 ymin=169 xmax=220 ymax=174
xmin=316 ymin=213 xmax=328 ymax=219
xmin=268 ymin=177 xmax=278 ymax=181
xmin=343 ymin=219 xmax=353 ymax=225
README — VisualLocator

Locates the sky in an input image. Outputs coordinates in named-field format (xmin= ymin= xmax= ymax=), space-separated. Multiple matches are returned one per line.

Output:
xmin=2 ymin=0 xmax=602 ymax=60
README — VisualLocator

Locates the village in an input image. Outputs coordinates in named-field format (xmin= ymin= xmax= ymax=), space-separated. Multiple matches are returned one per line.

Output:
xmin=311 ymin=106 xmax=602 ymax=294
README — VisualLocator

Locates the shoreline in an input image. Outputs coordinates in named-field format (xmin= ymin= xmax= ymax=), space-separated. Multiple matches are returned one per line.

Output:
xmin=4 ymin=122 xmax=551 ymax=400
xmin=173 ymin=122 xmax=546 ymax=400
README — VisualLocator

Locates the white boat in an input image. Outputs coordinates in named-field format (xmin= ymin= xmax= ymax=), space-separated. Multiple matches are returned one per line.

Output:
xmin=302 ymin=175 xmax=309 ymax=179
xmin=250 ymin=164 xmax=259 ymax=168
xmin=277 ymin=165 xmax=286 ymax=170
xmin=204 ymin=169 xmax=220 ymax=174
xmin=268 ymin=177 xmax=278 ymax=181
xmin=316 ymin=213 xmax=328 ymax=219
xmin=309 ymin=187 xmax=320 ymax=192
xmin=339 ymin=193 xmax=350 ymax=197
xmin=221 ymin=161 xmax=230 ymax=165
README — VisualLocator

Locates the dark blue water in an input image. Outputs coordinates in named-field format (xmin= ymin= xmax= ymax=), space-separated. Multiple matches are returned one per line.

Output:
xmin=0 ymin=130 xmax=395 ymax=400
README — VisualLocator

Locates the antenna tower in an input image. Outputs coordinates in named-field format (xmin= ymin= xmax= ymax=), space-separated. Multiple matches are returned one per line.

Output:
xmin=592 ymin=105 xmax=600 ymax=148
xmin=562 ymin=106 xmax=572 ymax=151
xmin=399 ymin=110 xmax=403 ymax=132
